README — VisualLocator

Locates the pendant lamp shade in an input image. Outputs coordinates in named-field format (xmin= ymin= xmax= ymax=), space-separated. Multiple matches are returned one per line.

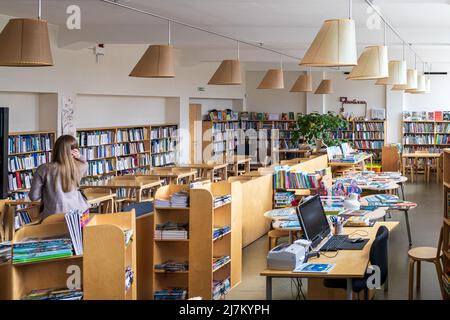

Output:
xmin=375 ymin=60 xmax=407 ymax=85
xmin=300 ymin=19 xmax=357 ymax=67
xmin=391 ymin=84 xmax=408 ymax=91
xmin=425 ymin=78 xmax=431 ymax=93
xmin=406 ymin=74 xmax=426 ymax=94
xmin=347 ymin=45 xmax=388 ymax=80
xmin=257 ymin=69 xmax=284 ymax=89
xmin=208 ymin=59 xmax=242 ymax=85
xmin=314 ymin=79 xmax=333 ymax=94
xmin=129 ymin=45 xmax=175 ymax=78
xmin=0 ymin=18 xmax=53 ymax=66
xmin=290 ymin=73 xmax=313 ymax=92
xmin=406 ymin=69 xmax=418 ymax=90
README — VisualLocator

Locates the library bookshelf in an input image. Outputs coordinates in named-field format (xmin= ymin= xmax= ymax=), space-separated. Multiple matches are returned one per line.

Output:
xmin=76 ymin=124 xmax=178 ymax=181
xmin=333 ymin=120 xmax=386 ymax=163
xmin=83 ymin=211 xmax=137 ymax=300
xmin=441 ymin=150 xmax=450 ymax=300
xmin=202 ymin=119 xmax=297 ymax=166
xmin=402 ymin=120 xmax=450 ymax=153
xmin=0 ymin=211 xmax=136 ymax=300
xmin=7 ymin=131 xmax=56 ymax=200
xmin=151 ymin=181 xmax=242 ymax=300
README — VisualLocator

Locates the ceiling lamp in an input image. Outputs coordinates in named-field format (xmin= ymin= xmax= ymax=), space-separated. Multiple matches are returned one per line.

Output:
xmin=375 ymin=61 xmax=407 ymax=86
xmin=391 ymin=84 xmax=408 ymax=91
xmin=347 ymin=46 xmax=388 ymax=80
xmin=314 ymin=79 xmax=333 ymax=94
xmin=300 ymin=18 xmax=357 ymax=67
xmin=406 ymin=69 xmax=418 ymax=90
xmin=406 ymin=74 xmax=426 ymax=94
xmin=130 ymin=21 xmax=175 ymax=78
xmin=290 ymin=72 xmax=312 ymax=92
xmin=258 ymin=56 xmax=284 ymax=89
xmin=0 ymin=0 xmax=53 ymax=66
xmin=425 ymin=77 xmax=431 ymax=94
xmin=209 ymin=41 xmax=242 ymax=85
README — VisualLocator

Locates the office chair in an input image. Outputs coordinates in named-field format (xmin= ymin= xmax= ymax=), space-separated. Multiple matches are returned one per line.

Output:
xmin=122 ymin=201 xmax=154 ymax=218
xmin=323 ymin=226 xmax=389 ymax=300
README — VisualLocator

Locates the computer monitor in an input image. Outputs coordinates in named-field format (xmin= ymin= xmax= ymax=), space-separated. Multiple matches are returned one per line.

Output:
xmin=296 ymin=195 xmax=331 ymax=249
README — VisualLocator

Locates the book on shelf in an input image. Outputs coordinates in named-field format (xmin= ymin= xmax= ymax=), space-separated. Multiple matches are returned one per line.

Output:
xmin=124 ymin=229 xmax=133 ymax=246
xmin=213 ymin=255 xmax=231 ymax=270
xmin=213 ymin=194 xmax=232 ymax=208
xmin=403 ymin=122 xmax=434 ymax=133
xmin=273 ymin=166 xmax=321 ymax=190
xmin=154 ymin=288 xmax=187 ymax=300
xmin=8 ymin=153 xmax=51 ymax=172
xmin=77 ymin=130 xmax=115 ymax=147
xmin=125 ymin=266 xmax=134 ymax=291
xmin=208 ymin=109 xmax=239 ymax=121
xmin=8 ymin=134 xmax=53 ymax=154
xmin=213 ymin=226 xmax=231 ymax=240
xmin=0 ymin=241 xmax=12 ymax=263
xmin=155 ymin=222 xmax=189 ymax=240
xmin=65 ymin=209 xmax=90 ymax=256
xmin=8 ymin=171 xmax=33 ymax=191
xmin=155 ymin=191 xmax=189 ymax=208
xmin=87 ymin=159 xmax=115 ymax=176
xmin=274 ymin=191 xmax=295 ymax=208
xmin=14 ymin=208 xmax=33 ymax=230
xmin=213 ymin=277 xmax=231 ymax=300
xmin=12 ymin=236 xmax=74 ymax=264
xmin=155 ymin=261 xmax=189 ymax=272
xmin=116 ymin=128 xmax=145 ymax=143
xmin=150 ymin=126 xmax=177 ymax=140
xmin=21 ymin=288 xmax=83 ymax=300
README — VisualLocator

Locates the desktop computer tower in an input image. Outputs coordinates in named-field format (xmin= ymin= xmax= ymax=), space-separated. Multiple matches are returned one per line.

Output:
xmin=0 ymin=107 xmax=8 ymax=200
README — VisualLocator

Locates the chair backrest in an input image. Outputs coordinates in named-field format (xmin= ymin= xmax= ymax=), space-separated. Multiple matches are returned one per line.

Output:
xmin=369 ymin=226 xmax=389 ymax=285
xmin=382 ymin=146 xmax=400 ymax=172
xmin=122 ymin=201 xmax=153 ymax=218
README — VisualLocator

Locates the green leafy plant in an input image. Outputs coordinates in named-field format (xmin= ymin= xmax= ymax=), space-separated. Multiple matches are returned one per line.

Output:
xmin=292 ymin=112 xmax=349 ymax=147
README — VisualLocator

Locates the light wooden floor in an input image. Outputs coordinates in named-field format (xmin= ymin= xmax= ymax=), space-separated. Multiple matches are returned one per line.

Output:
xmin=226 ymin=179 xmax=444 ymax=300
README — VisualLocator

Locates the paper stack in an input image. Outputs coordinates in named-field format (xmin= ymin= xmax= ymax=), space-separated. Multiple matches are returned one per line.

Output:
xmin=171 ymin=192 xmax=189 ymax=208
xmin=65 ymin=209 xmax=90 ymax=256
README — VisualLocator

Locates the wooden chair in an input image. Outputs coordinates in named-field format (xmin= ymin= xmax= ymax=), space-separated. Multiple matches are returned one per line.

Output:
xmin=382 ymin=146 xmax=401 ymax=172
xmin=408 ymin=227 xmax=446 ymax=299
xmin=413 ymin=151 xmax=430 ymax=183
xmin=267 ymin=229 xmax=299 ymax=251
xmin=428 ymin=153 xmax=443 ymax=183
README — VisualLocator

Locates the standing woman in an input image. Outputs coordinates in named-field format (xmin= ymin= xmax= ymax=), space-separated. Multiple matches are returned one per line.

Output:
xmin=29 ymin=135 xmax=89 ymax=218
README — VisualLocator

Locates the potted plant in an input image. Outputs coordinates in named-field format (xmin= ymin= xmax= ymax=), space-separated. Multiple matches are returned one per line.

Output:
xmin=292 ymin=112 xmax=349 ymax=150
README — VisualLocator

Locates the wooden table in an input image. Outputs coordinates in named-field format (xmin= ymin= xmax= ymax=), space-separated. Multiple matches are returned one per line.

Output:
xmin=177 ymin=163 xmax=228 ymax=182
xmin=137 ymin=168 xmax=197 ymax=184
xmin=402 ymin=153 xmax=441 ymax=183
xmin=261 ymin=221 xmax=399 ymax=300
xmin=328 ymin=154 xmax=373 ymax=173
xmin=83 ymin=189 xmax=117 ymax=213
xmin=229 ymin=156 xmax=251 ymax=176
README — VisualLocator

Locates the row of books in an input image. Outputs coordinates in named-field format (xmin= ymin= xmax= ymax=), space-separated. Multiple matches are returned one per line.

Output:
xmin=213 ymin=226 xmax=231 ymax=240
xmin=214 ymin=195 xmax=232 ymax=208
xmin=151 ymin=140 xmax=176 ymax=154
xmin=152 ymin=153 xmax=176 ymax=167
xmin=213 ymin=130 xmax=239 ymax=142
xmin=87 ymin=159 xmax=115 ymax=176
xmin=333 ymin=132 xmax=354 ymax=140
xmin=240 ymin=111 xmax=295 ymax=121
xmin=213 ymin=277 xmax=231 ymax=300
xmin=8 ymin=153 xmax=51 ymax=172
xmin=65 ymin=209 xmax=89 ymax=256
xmin=403 ymin=135 xmax=435 ymax=145
xmin=273 ymin=166 xmax=321 ymax=190
xmin=155 ymin=222 xmax=189 ymax=240
xmin=8 ymin=171 xmax=33 ymax=191
xmin=403 ymin=146 xmax=440 ymax=153
xmin=22 ymin=288 xmax=83 ymax=300
xmin=274 ymin=191 xmax=295 ymax=208
xmin=213 ymin=256 xmax=231 ymax=271
xmin=14 ymin=209 xmax=33 ymax=230
xmin=403 ymin=111 xmax=450 ymax=121
xmin=154 ymin=288 xmax=187 ymax=300
xmin=0 ymin=242 xmax=11 ymax=263
xmin=208 ymin=109 xmax=239 ymax=121
xmin=117 ymin=128 xmax=145 ymax=142
xmin=213 ymin=140 xmax=237 ymax=153
xmin=403 ymin=122 xmax=434 ymax=133
xmin=80 ymin=142 xmax=147 ymax=160
xmin=155 ymin=261 xmax=189 ymax=272
xmin=77 ymin=131 xmax=115 ymax=147
xmin=353 ymin=122 xmax=384 ymax=131
xmin=116 ymin=154 xmax=150 ymax=171
xmin=273 ymin=122 xmax=295 ymax=130
xmin=12 ymin=237 xmax=73 ymax=264
xmin=8 ymin=134 xmax=53 ymax=154
xmin=354 ymin=141 xmax=384 ymax=149
xmin=212 ymin=121 xmax=240 ymax=133
xmin=241 ymin=120 xmax=259 ymax=130
xmin=436 ymin=123 xmax=450 ymax=133
xmin=354 ymin=132 xmax=384 ymax=140
xmin=436 ymin=135 xmax=450 ymax=145
xmin=151 ymin=126 xmax=177 ymax=140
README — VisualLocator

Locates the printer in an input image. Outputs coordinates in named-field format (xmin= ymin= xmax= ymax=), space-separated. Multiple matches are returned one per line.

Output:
xmin=267 ymin=239 xmax=311 ymax=271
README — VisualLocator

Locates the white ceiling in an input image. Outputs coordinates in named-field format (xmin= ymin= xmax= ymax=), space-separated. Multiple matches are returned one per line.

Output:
xmin=1 ymin=0 xmax=450 ymax=68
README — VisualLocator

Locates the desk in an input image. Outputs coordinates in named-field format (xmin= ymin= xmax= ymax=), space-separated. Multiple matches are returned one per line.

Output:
xmin=328 ymin=154 xmax=373 ymax=174
xmin=84 ymin=189 xmax=117 ymax=213
xmin=261 ymin=221 xmax=399 ymax=300
xmin=177 ymin=163 xmax=228 ymax=182
xmin=401 ymin=153 xmax=441 ymax=183
xmin=138 ymin=168 xmax=197 ymax=184
xmin=229 ymin=156 xmax=251 ymax=176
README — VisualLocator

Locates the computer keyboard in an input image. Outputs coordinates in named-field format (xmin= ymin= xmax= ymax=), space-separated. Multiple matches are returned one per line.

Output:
xmin=320 ymin=235 xmax=348 ymax=252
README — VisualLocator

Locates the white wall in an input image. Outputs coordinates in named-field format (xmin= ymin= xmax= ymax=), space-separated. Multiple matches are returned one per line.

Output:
xmin=0 ymin=92 xmax=41 ymax=132
xmin=246 ymin=71 xmax=306 ymax=114
xmin=405 ymin=75 xmax=450 ymax=111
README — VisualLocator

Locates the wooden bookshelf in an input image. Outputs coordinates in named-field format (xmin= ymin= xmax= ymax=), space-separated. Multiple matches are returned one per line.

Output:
xmin=402 ymin=120 xmax=450 ymax=153
xmin=83 ymin=211 xmax=137 ymax=300
xmin=442 ymin=150 xmax=450 ymax=300
xmin=189 ymin=181 xmax=242 ymax=299
xmin=76 ymin=124 xmax=178 ymax=181
xmin=7 ymin=131 xmax=56 ymax=200
xmin=333 ymin=120 xmax=386 ymax=163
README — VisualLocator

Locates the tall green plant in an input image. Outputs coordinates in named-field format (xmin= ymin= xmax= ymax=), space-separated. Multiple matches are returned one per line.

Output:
xmin=292 ymin=112 xmax=349 ymax=147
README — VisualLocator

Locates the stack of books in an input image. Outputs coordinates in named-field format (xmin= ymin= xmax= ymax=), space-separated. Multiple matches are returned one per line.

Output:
xmin=274 ymin=191 xmax=295 ymax=208
xmin=213 ymin=226 xmax=231 ymax=240
xmin=21 ymin=288 xmax=83 ymax=300
xmin=213 ymin=256 xmax=231 ymax=270
xmin=171 ymin=192 xmax=189 ymax=208
xmin=155 ymin=195 xmax=171 ymax=207
xmin=214 ymin=195 xmax=232 ymax=208
xmin=155 ymin=261 xmax=188 ymax=272
xmin=65 ymin=210 xmax=90 ymax=256
xmin=154 ymin=288 xmax=187 ymax=300
xmin=155 ymin=222 xmax=189 ymax=240
xmin=273 ymin=166 xmax=321 ymax=189
xmin=0 ymin=242 xmax=11 ymax=263
xmin=12 ymin=236 xmax=74 ymax=264
xmin=212 ymin=277 xmax=231 ymax=300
